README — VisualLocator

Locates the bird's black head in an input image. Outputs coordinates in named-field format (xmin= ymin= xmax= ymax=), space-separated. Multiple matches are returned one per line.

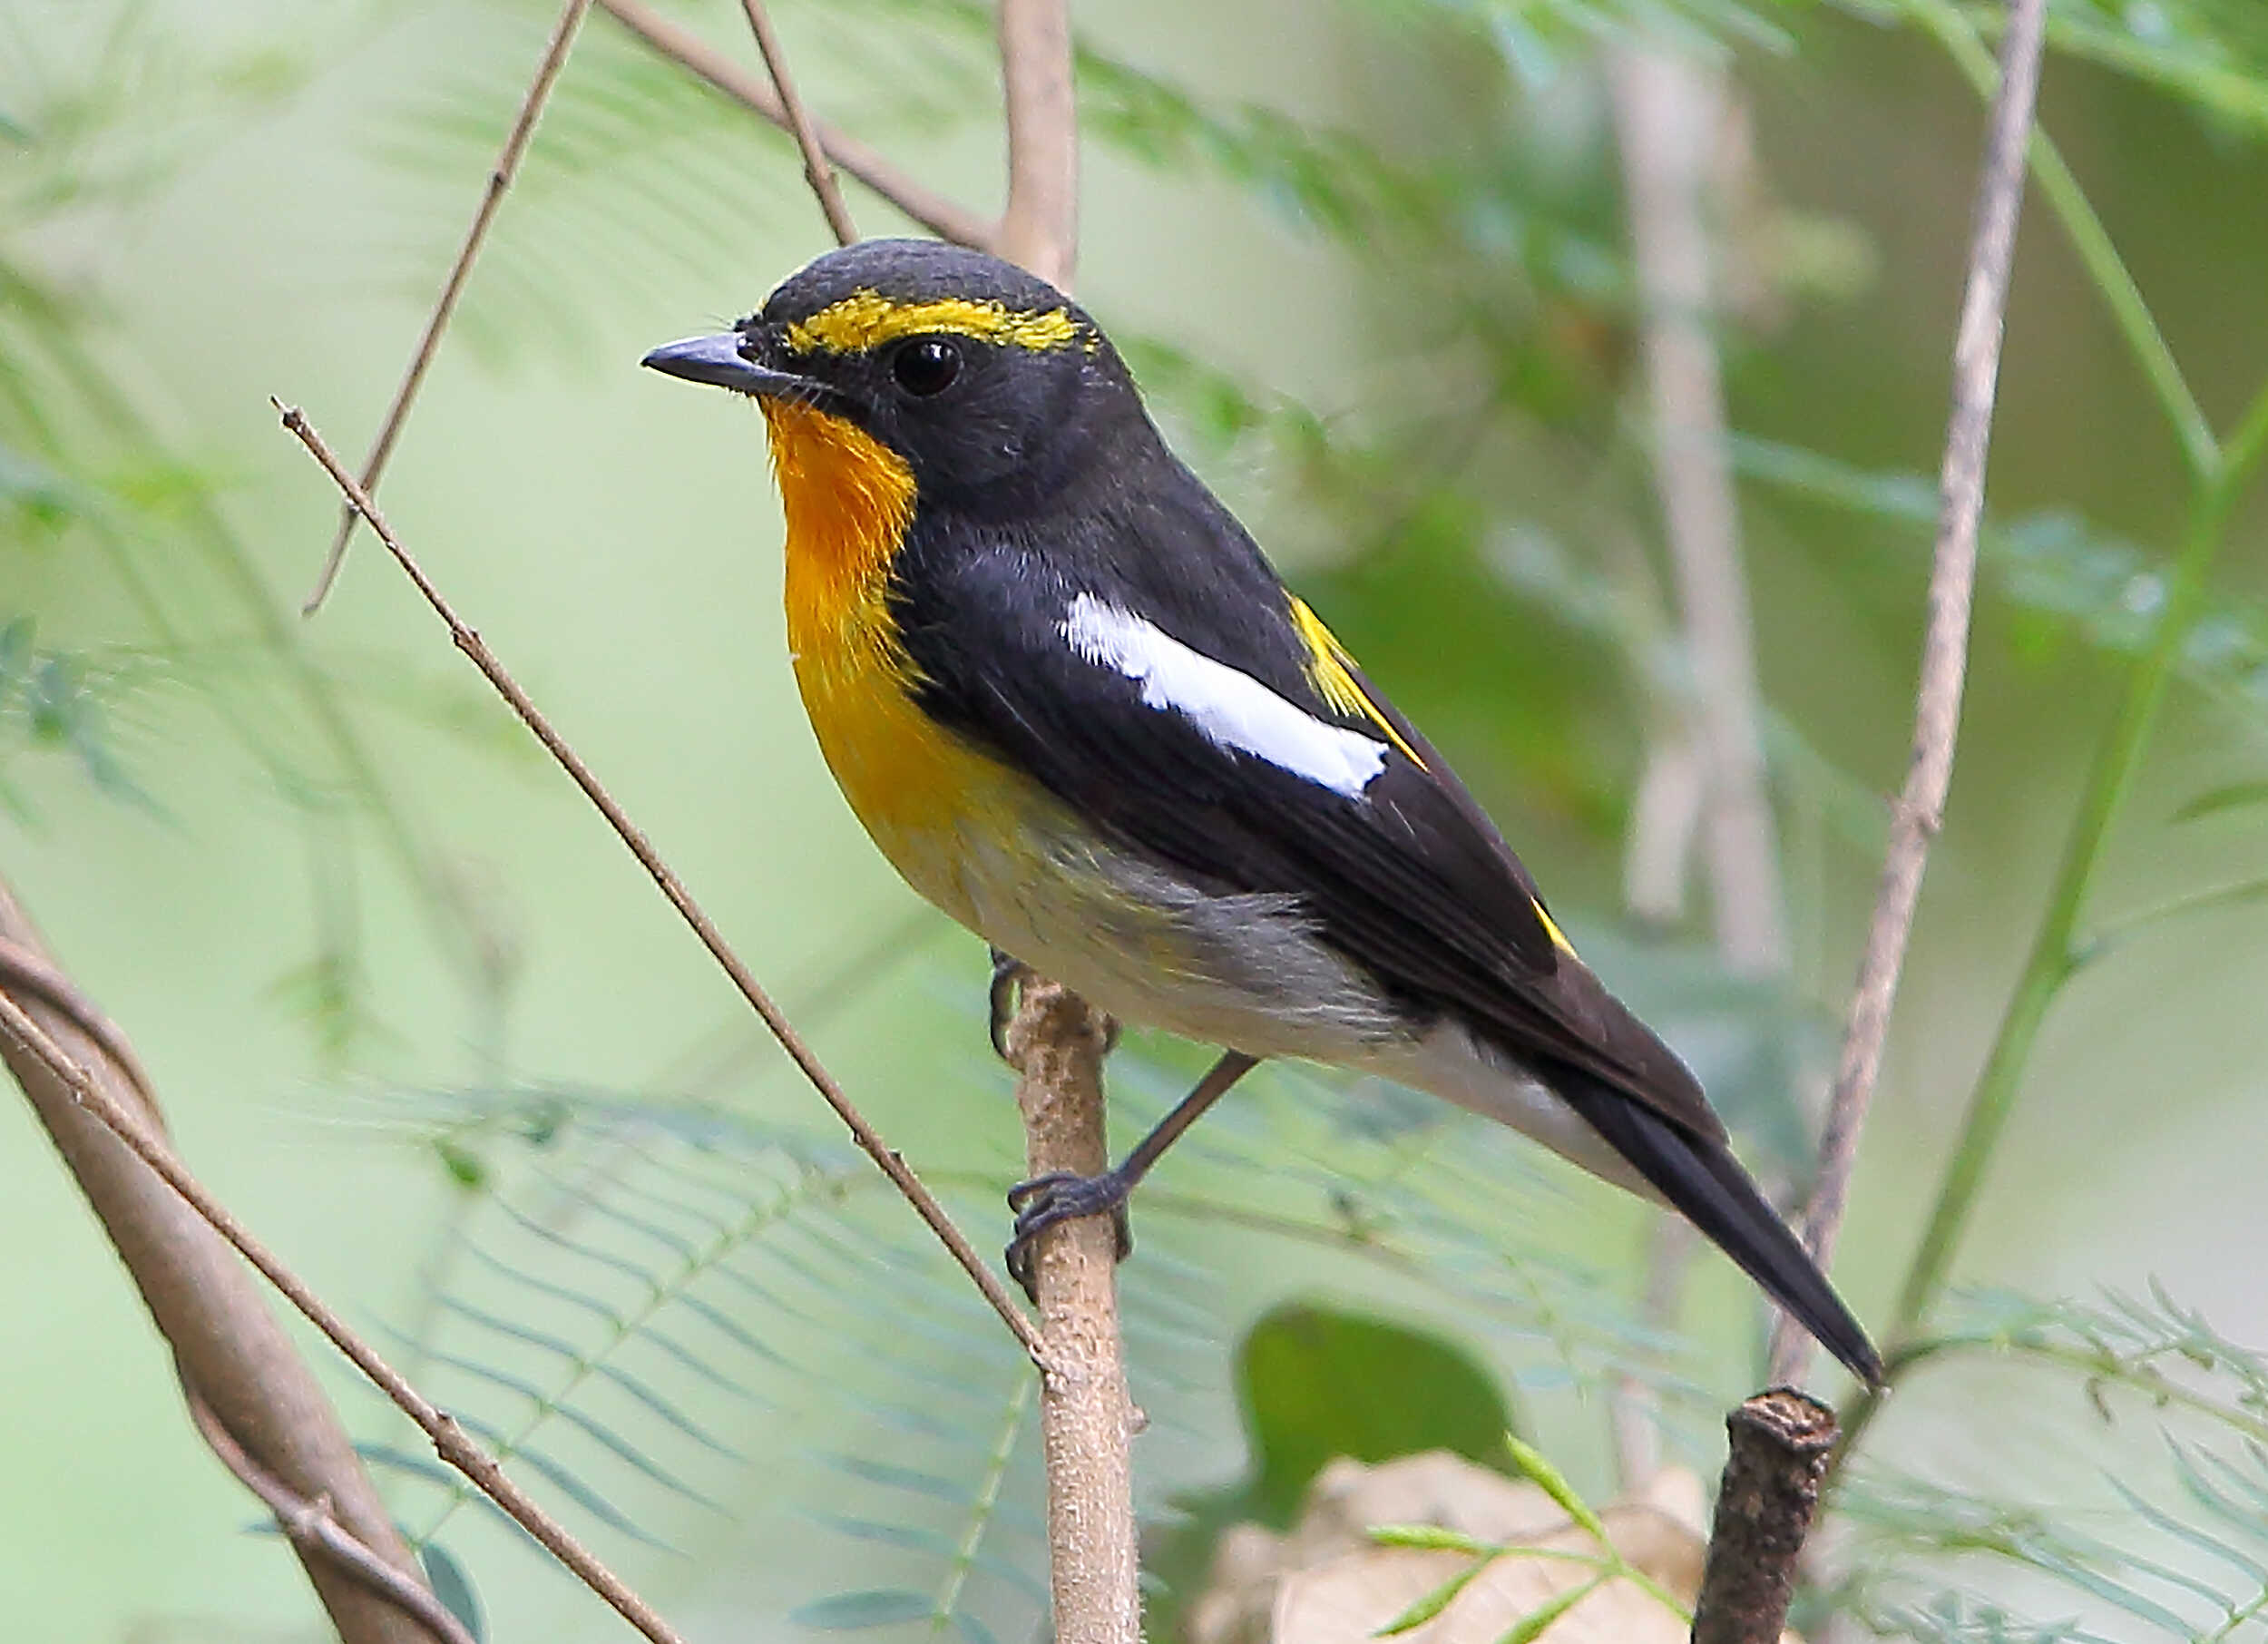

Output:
xmin=643 ymin=240 xmax=1151 ymax=518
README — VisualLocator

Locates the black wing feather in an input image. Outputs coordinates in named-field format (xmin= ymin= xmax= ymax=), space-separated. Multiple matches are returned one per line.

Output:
xmin=898 ymin=526 xmax=1882 ymax=1383
xmin=898 ymin=530 xmax=1721 ymax=1143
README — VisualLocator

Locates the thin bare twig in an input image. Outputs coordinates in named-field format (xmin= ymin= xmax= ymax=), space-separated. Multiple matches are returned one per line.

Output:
xmin=736 ymin=0 xmax=857 ymax=245
xmin=1770 ymin=0 xmax=2050 ymax=1386
xmin=0 ymin=894 xmax=435 ymax=1644
xmin=994 ymin=0 xmax=1079 ymax=289
xmin=183 ymin=1386 xmax=476 ymax=1644
xmin=596 ymin=0 xmax=996 ymax=250
xmin=1690 ymin=1390 xmax=1837 ymax=1644
xmin=302 ymin=0 xmax=591 ymax=616
xmin=0 ymin=981 xmax=688 ymax=1644
xmin=1006 ymin=981 xmax=1140 ymax=1644
xmin=273 ymin=399 xmax=1053 ymax=1369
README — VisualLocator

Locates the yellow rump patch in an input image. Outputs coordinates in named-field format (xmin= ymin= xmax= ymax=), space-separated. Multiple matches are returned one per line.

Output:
xmin=786 ymin=291 xmax=1082 ymax=357
xmin=1287 ymin=597 xmax=1428 ymax=771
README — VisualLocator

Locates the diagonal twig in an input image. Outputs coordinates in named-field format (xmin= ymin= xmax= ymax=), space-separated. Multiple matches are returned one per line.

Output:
xmin=1768 ymin=0 xmax=2051 ymax=1386
xmin=273 ymin=399 xmax=1054 ymax=1372
xmin=303 ymin=0 xmax=591 ymax=616
xmin=736 ymin=0 xmax=857 ymax=246
xmin=596 ymin=0 xmax=995 ymax=250
xmin=0 ymin=983 xmax=686 ymax=1644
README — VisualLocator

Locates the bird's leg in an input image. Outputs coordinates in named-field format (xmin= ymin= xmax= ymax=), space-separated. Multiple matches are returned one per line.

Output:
xmin=987 ymin=945 xmax=1028 ymax=1063
xmin=1005 ymin=1049 xmax=1260 ymax=1297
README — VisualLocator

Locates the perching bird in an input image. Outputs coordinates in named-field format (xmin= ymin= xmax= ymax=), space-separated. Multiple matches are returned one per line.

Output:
xmin=644 ymin=238 xmax=1881 ymax=1385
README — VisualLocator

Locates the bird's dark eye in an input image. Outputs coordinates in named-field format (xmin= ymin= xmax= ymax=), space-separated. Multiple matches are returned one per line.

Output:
xmin=891 ymin=338 xmax=962 ymax=397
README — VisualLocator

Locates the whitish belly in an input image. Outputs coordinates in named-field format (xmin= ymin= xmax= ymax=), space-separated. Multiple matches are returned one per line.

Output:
xmin=793 ymin=636 xmax=1406 ymax=1061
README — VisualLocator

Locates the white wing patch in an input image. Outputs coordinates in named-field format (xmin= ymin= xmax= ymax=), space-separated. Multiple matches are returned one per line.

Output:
xmin=1061 ymin=594 xmax=1388 ymax=798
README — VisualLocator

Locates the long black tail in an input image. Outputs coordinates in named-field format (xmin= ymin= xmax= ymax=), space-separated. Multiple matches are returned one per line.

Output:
xmin=1553 ymin=1066 xmax=1882 ymax=1385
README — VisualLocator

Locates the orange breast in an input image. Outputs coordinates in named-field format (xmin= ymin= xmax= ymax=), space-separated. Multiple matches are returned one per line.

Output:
xmin=760 ymin=399 xmax=1023 ymax=921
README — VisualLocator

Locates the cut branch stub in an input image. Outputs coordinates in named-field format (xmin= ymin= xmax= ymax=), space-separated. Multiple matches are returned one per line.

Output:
xmin=1689 ymin=1389 xmax=1836 ymax=1644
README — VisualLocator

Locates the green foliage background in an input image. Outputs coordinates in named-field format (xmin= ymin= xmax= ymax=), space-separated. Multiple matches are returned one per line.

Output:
xmin=3 ymin=0 xmax=2267 ymax=1639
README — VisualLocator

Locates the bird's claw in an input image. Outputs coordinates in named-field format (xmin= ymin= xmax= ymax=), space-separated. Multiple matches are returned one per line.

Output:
xmin=1003 ymin=1169 xmax=1133 ymax=1299
xmin=988 ymin=946 xmax=1028 ymax=1063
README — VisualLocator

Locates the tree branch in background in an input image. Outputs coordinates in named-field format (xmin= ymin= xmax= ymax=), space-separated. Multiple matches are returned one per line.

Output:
xmin=0 ymin=886 xmax=440 ymax=1644
xmin=1006 ymin=979 xmax=1142 ymax=1644
xmin=182 ymin=1386 xmax=476 ymax=1644
xmin=0 ymin=942 xmax=689 ymax=1644
xmin=1770 ymin=0 xmax=2050 ymax=1386
xmin=302 ymin=0 xmax=591 ymax=616
xmin=1689 ymin=1390 xmax=1837 ymax=1644
xmin=994 ymin=0 xmax=1080 ymax=289
xmin=1609 ymin=48 xmax=1789 ymax=981
xmin=736 ymin=0 xmax=858 ymax=246
xmin=596 ymin=0 xmax=997 ymax=250
xmin=1606 ymin=47 xmax=1785 ymax=1487
xmin=276 ymin=400 xmax=1054 ymax=1369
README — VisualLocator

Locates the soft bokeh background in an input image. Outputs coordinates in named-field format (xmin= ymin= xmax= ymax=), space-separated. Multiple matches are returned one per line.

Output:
xmin=4 ymin=0 xmax=2266 ymax=1639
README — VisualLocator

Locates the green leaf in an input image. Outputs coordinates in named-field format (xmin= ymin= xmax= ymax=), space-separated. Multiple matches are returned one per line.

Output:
xmin=1371 ymin=1524 xmax=1500 ymax=1554
xmin=2175 ymin=780 xmax=2268 ymax=820
xmin=1502 ymin=1434 xmax=1608 ymax=1546
xmin=1374 ymin=1556 xmax=1499 ymax=1635
xmin=1240 ymin=1303 xmax=1521 ymax=1524
xmin=788 ymin=1588 xmax=938 ymax=1629
xmin=1496 ymin=1572 xmax=1606 ymax=1643
xmin=419 ymin=1541 xmax=485 ymax=1643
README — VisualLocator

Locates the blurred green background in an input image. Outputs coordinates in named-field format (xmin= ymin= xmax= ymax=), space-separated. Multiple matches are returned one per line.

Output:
xmin=5 ymin=0 xmax=2267 ymax=1639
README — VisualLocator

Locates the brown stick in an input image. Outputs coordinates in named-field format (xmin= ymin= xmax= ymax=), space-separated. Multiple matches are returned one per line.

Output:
xmin=1006 ymin=980 xmax=1140 ymax=1644
xmin=272 ymin=399 xmax=1053 ymax=1369
xmin=183 ymin=1385 xmax=477 ymax=1644
xmin=302 ymin=0 xmax=591 ymax=616
xmin=735 ymin=0 xmax=858 ymax=246
xmin=1770 ymin=0 xmax=2050 ymax=1385
xmin=1690 ymin=1390 xmax=1837 ymax=1644
xmin=0 ymin=886 xmax=436 ymax=1644
xmin=596 ymin=0 xmax=996 ymax=250
xmin=0 ymin=964 xmax=689 ymax=1644
xmin=994 ymin=0 xmax=1080 ymax=289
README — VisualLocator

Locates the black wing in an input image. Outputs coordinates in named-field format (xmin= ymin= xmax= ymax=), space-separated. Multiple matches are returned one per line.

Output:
xmin=896 ymin=529 xmax=1882 ymax=1384
xmin=894 ymin=532 xmax=1724 ymax=1147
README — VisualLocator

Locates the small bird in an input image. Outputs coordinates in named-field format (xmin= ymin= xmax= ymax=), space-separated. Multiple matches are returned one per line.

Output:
xmin=645 ymin=239 xmax=1881 ymax=1385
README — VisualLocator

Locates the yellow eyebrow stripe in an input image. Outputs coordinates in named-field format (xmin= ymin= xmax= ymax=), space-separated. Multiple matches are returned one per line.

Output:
xmin=786 ymin=291 xmax=1082 ymax=357
xmin=1287 ymin=597 xmax=1428 ymax=772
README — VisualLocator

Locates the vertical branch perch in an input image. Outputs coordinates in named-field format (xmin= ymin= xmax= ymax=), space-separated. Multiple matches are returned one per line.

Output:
xmin=1006 ymin=980 xmax=1141 ymax=1644
xmin=981 ymin=2 xmax=1140 ymax=1632
xmin=1771 ymin=0 xmax=2050 ymax=1385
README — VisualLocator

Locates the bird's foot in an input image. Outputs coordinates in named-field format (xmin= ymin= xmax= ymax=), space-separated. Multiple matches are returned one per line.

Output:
xmin=988 ymin=945 xmax=1029 ymax=1064
xmin=1003 ymin=1169 xmax=1133 ymax=1299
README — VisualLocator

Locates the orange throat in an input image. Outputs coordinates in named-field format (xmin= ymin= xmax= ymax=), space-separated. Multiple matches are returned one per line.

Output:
xmin=758 ymin=396 xmax=1008 ymax=915
xmin=760 ymin=397 xmax=917 ymax=670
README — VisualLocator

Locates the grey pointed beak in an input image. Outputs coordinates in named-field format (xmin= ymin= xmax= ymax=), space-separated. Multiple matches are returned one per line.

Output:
xmin=640 ymin=331 xmax=807 ymax=396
